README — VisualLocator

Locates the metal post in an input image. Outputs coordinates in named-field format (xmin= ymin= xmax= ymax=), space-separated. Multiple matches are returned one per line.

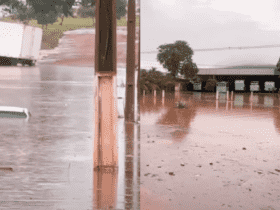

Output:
xmin=162 ymin=90 xmax=165 ymax=98
xmin=251 ymin=91 xmax=253 ymax=102
xmin=143 ymin=90 xmax=145 ymax=96
xmin=231 ymin=91 xmax=233 ymax=101
xmin=154 ymin=90 xmax=156 ymax=97
xmin=216 ymin=90 xmax=219 ymax=100
xmin=125 ymin=0 xmax=136 ymax=122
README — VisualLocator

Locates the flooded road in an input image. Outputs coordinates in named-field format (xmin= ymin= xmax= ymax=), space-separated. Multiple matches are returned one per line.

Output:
xmin=0 ymin=65 xmax=94 ymax=209
xmin=0 ymin=65 xmax=139 ymax=210
xmin=141 ymin=92 xmax=280 ymax=210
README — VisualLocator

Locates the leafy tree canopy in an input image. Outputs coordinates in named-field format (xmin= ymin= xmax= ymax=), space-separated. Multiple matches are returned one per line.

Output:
xmin=157 ymin=40 xmax=198 ymax=80
xmin=0 ymin=0 xmax=75 ymax=25
xmin=0 ymin=0 xmax=127 ymax=24
xmin=80 ymin=0 xmax=127 ymax=19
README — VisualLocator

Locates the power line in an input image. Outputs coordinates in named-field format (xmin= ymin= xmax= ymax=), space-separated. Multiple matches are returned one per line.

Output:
xmin=141 ymin=44 xmax=280 ymax=54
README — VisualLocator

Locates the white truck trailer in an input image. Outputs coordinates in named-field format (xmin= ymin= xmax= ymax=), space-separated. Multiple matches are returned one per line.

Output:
xmin=0 ymin=21 xmax=43 ymax=66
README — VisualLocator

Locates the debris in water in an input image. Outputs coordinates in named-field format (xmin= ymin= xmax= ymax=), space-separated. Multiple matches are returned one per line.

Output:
xmin=0 ymin=166 xmax=13 ymax=171
xmin=275 ymin=169 xmax=280 ymax=173
xmin=242 ymin=147 xmax=246 ymax=150
xmin=180 ymin=164 xmax=185 ymax=166
xmin=144 ymin=173 xmax=150 ymax=176
xmin=169 ymin=172 xmax=175 ymax=176
xmin=210 ymin=163 xmax=213 ymax=165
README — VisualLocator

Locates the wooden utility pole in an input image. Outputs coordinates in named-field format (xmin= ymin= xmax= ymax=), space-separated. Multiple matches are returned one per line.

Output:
xmin=137 ymin=2 xmax=140 ymax=123
xmin=94 ymin=0 xmax=118 ymax=169
xmin=125 ymin=0 xmax=136 ymax=122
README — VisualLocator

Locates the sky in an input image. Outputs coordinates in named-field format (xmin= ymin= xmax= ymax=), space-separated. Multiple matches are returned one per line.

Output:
xmin=141 ymin=0 xmax=280 ymax=72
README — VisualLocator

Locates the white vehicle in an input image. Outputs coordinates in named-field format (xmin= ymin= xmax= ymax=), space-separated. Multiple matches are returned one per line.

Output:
xmin=0 ymin=21 xmax=43 ymax=66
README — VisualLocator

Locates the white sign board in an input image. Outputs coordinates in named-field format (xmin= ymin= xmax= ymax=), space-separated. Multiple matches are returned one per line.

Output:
xmin=194 ymin=83 xmax=201 ymax=90
xmin=264 ymin=81 xmax=275 ymax=91
xmin=235 ymin=80 xmax=245 ymax=91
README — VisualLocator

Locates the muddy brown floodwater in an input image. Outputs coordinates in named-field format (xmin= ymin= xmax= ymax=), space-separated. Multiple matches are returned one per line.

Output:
xmin=141 ymin=92 xmax=280 ymax=210
xmin=0 ymin=65 xmax=140 ymax=210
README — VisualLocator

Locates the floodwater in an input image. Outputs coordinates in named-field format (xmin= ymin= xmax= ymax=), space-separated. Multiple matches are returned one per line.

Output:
xmin=0 ymin=65 xmax=140 ymax=210
xmin=141 ymin=92 xmax=280 ymax=210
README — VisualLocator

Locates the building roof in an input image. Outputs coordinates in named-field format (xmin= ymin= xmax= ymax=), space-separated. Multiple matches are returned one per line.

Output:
xmin=197 ymin=65 xmax=280 ymax=76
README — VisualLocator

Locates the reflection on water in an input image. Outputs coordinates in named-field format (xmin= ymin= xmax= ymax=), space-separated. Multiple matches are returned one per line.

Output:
xmin=234 ymin=94 xmax=244 ymax=106
xmin=141 ymin=92 xmax=280 ymax=143
xmin=264 ymin=96 xmax=274 ymax=107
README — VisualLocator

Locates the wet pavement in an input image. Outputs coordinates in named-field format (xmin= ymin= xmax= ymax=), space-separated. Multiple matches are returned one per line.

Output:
xmin=141 ymin=92 xmax=280 ymax=210
xmin=0 ymin=64 xmax=140 ymax=210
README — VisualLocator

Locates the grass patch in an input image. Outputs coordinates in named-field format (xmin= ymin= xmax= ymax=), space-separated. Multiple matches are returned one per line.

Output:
xmin=0 ymin=16 xmax=139 ymax=50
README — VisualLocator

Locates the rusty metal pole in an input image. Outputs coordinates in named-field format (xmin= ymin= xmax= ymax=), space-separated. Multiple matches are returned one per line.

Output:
xmin=125 ymin=0 xmax=136 ymax=122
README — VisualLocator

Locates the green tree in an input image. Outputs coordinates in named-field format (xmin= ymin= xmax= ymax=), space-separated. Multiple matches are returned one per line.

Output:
xmin=116 ymin=0 xmax=127 ymax=20
xmin=1 ymin=0 xmax=35 ymax=24
xmin=157 ymin=40 xmax=198 ymax=80
xmin=77 ymin=5 xmax=95 ymax=18
xmin=0 ymin=0 xmax=75 ymax=27
xmin=80 ymin=0 xmax=127 ymax=19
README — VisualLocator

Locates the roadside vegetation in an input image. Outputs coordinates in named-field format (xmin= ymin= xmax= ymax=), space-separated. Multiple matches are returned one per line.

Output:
xmin=0 ymin=15 xmax=138 ymax=50
xmin=0 ymin=0 xmax=139 ymax=50
xmin=140 ymin=68 xmax=176 ymax=94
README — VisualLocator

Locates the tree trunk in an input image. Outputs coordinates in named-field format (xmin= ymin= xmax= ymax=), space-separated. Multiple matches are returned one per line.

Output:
xmin=60 ymin=15 xmax=64 ymax=26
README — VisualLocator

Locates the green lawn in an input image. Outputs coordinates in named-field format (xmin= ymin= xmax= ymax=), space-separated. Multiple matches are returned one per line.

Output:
xmin=0 ymin=16 xmax=139 ymax=49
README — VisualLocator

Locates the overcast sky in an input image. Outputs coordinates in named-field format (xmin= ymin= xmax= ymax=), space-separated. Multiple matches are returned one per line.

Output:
xmin=141 ymin=0 xmax=280 ymax=71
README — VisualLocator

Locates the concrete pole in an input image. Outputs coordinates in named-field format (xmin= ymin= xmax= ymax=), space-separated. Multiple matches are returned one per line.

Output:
xmin=231 ymin=91 xmax=233 ymax=101
xmin=154 ymin=89 xmax=156 ymax=97
xmin=94 ymin=0 xmax=118 ymax=169
xmin=93 ymin=1 xmax=118 ymax=209
xmin=251 ymin=91 xmax=253 ymax=102
xmin=216 ymin=90 xmax=219 ymax=100
xmin=226 ymin=100 xmax=228 ymax=111
xmin=143 ymin=90 xmax=145 ymax=96
xmin=227 ymin=90 xmax=229 ymax=101
xmin=162 ymin=89 xmax=165 ymax=98
xmin=216 ymin=99 xmax=218 ymax=111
